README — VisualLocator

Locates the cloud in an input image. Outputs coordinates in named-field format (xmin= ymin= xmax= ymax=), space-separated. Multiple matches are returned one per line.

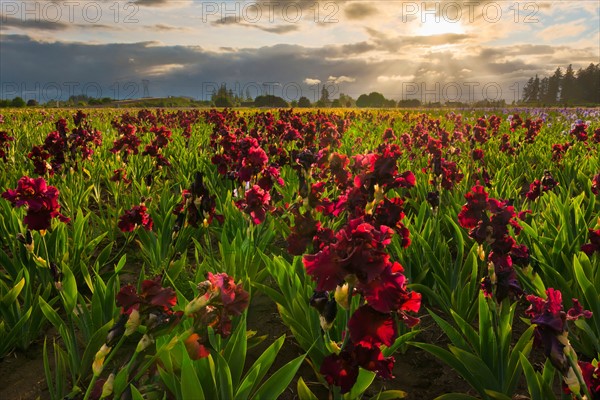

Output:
xmin=328 ymin=76 xmax=356 ymax=83
xmin=537 ymin=20 xmax=588 ymax=41
xmin=344 ymin=3 xmax=378 ymax=20
xmin=0 ymin=15 xmax=111 ymax=31
xmin=133 ymin=0 xmax=191 ymax=7
xmin=304 ymin=78 xmax=322 ymax=85
xmin=153 ymin=24 xmax=187 ymax=31
xmin=213 ymin=16 xmax=300 ymax=34
xmin=1 ymin=34 xmax=598 ymax=104
xmin=377 ymin=75 xmax=415 ymax=83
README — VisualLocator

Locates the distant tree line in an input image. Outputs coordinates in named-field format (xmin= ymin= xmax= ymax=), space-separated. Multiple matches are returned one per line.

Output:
xmin=521 ymin=63 xmax=600 ymax=105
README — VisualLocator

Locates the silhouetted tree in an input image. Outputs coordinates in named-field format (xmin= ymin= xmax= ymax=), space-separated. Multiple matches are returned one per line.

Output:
xmin=298 ymin=96 xmax=311 ymax=107
xmin=560 ymin=64 xmax=577 ymax=103
xmin=10 ymin=97 xmax=26 ymax=107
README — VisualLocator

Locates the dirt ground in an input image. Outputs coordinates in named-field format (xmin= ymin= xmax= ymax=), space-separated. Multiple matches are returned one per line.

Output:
xmin=1 ymin=294 xmax=537 ymax=400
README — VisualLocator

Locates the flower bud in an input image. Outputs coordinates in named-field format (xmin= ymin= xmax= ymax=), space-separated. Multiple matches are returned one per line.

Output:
xmin=16 ymin=231 xmax=34 ymax=253
xmin=135 ymin=334 xmax=154 ymax=353
xmin=478 ymin=244 xmax=485 ymax=261
xmin=334 ymin=284 xmax=350 ymax=310
xmin=319 ymin=299 xmax=338 ymax=331
xmin=185 ymin=295 xmax=210 ymax=316
xmin=100 ymin=373 xmax=115 ymax=399
xmin=92 ymin=344 xmax=112 ymax=376
xmin=563 ymin=367 xmax=580 ymax=395
xmin=125 ymin=309 xmax=140 ymax=336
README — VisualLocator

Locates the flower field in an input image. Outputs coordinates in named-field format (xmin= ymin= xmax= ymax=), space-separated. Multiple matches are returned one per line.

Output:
xmin=0 ymin=107 xmax=599 ymax=400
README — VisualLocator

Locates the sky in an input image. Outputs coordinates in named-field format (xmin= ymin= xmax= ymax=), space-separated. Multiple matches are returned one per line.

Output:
xmin=1 ymin=0 xmax=599 ymax=103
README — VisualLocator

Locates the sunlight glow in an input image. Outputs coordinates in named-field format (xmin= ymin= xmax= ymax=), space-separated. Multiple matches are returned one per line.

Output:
xmin=416 ymin=20 xmax=465 ymax=36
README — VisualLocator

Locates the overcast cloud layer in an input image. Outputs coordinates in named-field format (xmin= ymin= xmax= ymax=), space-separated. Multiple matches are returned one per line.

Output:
xmin=1 ymin=0 xmax=598 ymax=102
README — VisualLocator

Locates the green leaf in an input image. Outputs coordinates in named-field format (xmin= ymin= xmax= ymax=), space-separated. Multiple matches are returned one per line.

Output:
xmin=449 ymin=346 xmax=500 ymax=391
xmin=370 ymin=390 xmax=407 ymax=400
xmin=181 ymin=356 xmax=205 ymax=400
xmin=2 ymin=277 xmax=25 ymax=305
xmin=39 ymin=297 xmax=65 ymax=329
xmin=429 ymin=309 xmax=472 ymax=352
xmin=224 ymin=315 xmax=247 ymax=387
xmin=519 ymin=352 xmax=542 ymax=400
xmin=435 ymin=394 xmax=480 ymax=400
xmin=237 ymin=334 xmax=285 ymax=398
xmin=59 ymin=263 xmax=78 ymax=314
xmin=484 ymin=390 xmax=512 ymax=400
xmin=297 ymin=377 xmax=319 ymax=400
xmin=112 ymin=368 xmax=130 ymax=398
xmin=344 ymin=368 xmax=375 ymax=399
xmin=235 ymin=362 xmax=261 ymax=400
xmin=411 ymin=342 xmax=483 ymax=395
xmin=251 ymin=353 xmax=305 ymax=400
xmin=130 ymin=385 xmax=145 ymax=400
xmin=213 ymin=351 xmax=234 ymax=400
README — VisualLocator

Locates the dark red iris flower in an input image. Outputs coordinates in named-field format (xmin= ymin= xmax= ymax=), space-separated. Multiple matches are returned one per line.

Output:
xmin=458 ymin=185 xmax=489 ymax=229
xmin=551 ymin=142 xmax=572 ymax=163
xmin=116 ymin=276 xmax=177 ymax=315
xmin=348 ymin=305 xmax=397 ymax=346
xmin=570 ymin=123 xmax=588 ymax=142
xmin=0 ymin=130 xmax=14 ymax=162
xmin=188 ymin=272 xmax=250 ymax=337
xmin=110 ymin=168 xmax=131 ymax=184
xmin=328 ymin=152 xmax=351 ymax=186
xmin=370 ymin=197 xmax=410 ymax=247
xmin=320 ymin=341 xmax=394 ymax=394
xmin=118 ymin=204 xmax=153 ymax=232
xmin=2 ymin=176 xmax=70 ymax=231
xmin=303 ymin=218 xmax=394 ymax=291
xmin=488 ymin=252 xmax=523 ymax=302
xmin=110 ymin=124 xmax=141 ymax=162
xmin=382 ymin=128 xmax=396 ymax=142
xmin=236 ymin=185 xmax=271 ymax=224
xmin=526 ymin=172 xmax=558 ymax=201
xmin=208 ymin=272 xmax=250 ymax=317
xmin=581 ymin=229 xmax=600 ymax=256
xmin=320 ymin=347 xmax=359 ymax=393
xmin=286 ymin=209 xmax=320 ymax=255
xmin=591 ymin=173 xmax=600 ymax=195
xmin=439 ymin=158 xmax=464 ymax=190
xmin=239 ymin=146 xmax=268 ymax=181
xmin=257 ymin=166 xmax=284 ymax=191
xmin=593 ymin=127 xmax=600 ymax=144
xmin=358 ymin=262 xmax=421 ymax=324
xmin=173 ymin=172 xmax=223 ymax=229
xmin=472 ymin=149 xmax=484 ymax=161
xmin=472 ymin=118 xmax=488 ymax=144
xmin=184 ymin=333 xmax=211 ymax=360
xmin=352 ymin=341 xmax=395 ymax=380
xmin=510 ymin=113 xmax=523 ymax=131
xmin=523 ymin=118 xmax=543 ymax=143
xmin=526 ymin=288 xmax=592 ymax=373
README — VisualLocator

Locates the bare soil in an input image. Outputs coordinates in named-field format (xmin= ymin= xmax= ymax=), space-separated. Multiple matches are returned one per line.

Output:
xmin=1 ymin=295 xmax=532 ymax=400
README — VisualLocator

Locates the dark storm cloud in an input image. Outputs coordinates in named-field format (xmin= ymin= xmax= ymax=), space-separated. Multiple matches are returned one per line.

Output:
xmin=1 ymin=34 xmax=598 ymax=103
xmin=0 ymin=34 xmax=371 ymax=101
